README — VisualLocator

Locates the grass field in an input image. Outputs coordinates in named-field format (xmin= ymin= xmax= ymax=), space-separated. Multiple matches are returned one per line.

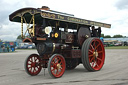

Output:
xmin=105 ymin=46 xmax=128 ymax=49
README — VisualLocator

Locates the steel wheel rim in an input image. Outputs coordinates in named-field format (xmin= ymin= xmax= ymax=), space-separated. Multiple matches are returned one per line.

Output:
xmin=50 ymin=55 xmax=65 ymax=77
xmin=88 ymin=39 xmax=105 ymax=70
xmin=26 ymin=55 xmax=41 ymax=75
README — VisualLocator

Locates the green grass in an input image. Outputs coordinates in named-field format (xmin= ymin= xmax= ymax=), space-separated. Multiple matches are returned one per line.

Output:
xmin=105 ymin=46 xmax=128 ymax=49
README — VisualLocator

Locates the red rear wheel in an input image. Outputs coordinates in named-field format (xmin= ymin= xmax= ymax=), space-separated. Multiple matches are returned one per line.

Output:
xmin=25 ymin=54 xmax=42 ymax=76
xmin=48 ymin=54 xmax=66 ymax=78
xmin=82 ymin=38 xmax=105 ymax=71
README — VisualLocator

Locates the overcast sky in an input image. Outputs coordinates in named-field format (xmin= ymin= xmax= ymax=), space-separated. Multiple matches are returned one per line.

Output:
xmin=0 ymin=0 xmax=128 ymax=41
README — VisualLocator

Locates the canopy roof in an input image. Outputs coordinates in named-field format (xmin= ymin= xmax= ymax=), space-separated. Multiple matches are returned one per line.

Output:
xmin=9 ymin=7 xmax=111 ymax=28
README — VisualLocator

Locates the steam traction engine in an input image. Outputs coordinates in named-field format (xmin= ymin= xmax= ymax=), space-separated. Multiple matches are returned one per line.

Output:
xmin=9 ymin=7 xmax=111 ymax=78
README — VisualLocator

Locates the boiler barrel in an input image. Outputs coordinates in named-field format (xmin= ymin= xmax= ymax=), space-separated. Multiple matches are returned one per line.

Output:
xmin=36 ymin=42 xmax=64 ymax=55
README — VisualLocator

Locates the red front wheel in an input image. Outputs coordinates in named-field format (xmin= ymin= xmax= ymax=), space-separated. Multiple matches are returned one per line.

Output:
xmin=24 ymin=54 xmax=42 ymax=76
xmin=48 ymin=54 xmax=66 ymax=78
xmin=82 ymin=38 xmax=105 ymax=71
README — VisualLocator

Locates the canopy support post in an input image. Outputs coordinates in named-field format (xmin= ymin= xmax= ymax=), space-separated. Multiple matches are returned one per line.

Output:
xmin=32 ymin=15 xmax=35 ymax=37
xmin=21 ymin=16 xmax=23 ymax=38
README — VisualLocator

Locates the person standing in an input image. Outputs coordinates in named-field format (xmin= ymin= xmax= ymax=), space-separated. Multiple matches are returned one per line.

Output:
xmin=7 ymin=46 xmax=9 ymax=52
xmin=91 ymin=26 xmax=98 ymax=37
xmin=98 ymin=27 xmax=101 ymax=38
xmin=3 ymin=46 xmax=5 ymax=52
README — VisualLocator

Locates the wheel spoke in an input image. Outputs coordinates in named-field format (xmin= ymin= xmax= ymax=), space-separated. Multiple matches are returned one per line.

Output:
xmin=97 ymin=57 xmax=102 ymax=62
xmin=29 ymin=67 xmax=32 ymax=71
xmin=37 ymin=63 xmax=40 ymax=67
xmin=61 ymin=65 xmax=63 ymax=68
xmin=94 ymin=41 xmax=98 ymax=50
xmin=35 ymin=58 xmax=38 ymax=62
xmin=57 ymin=57 xmax=62 ymax=64
xmin=51 ymin=62 xmax=55 ymax=65
xmin=56 ymin=69 xmax=59 ymax=75
xmin=37 ymin=66 xmax=40 ymax=69
xmin=90 ymin=57 xmax=94 ymax=62
xmin=95 ymin=43 xmax=100 ymax=49
xmin=91 ymin=62 xmax=94 ymax=67
xmin=29 ymin=59 xmax=32 ymax=62
xmin=28 ymin=63 xmax=32 ymax=65
xmin=52 ymin=59 xmax=56 ymax=64
xmin=32 ymin=57 xmax=35 ymax=62
xmin=89 ymin=50 xmax=93 ymax=53
xmin=51 ymin=68 xmax=55 ymax=71
xmin=98 ymin=51 xmax=103 ymax=54
xmin=55 ymin=57 xmax=59 ymax=63
xmin=59 ymin=60 xmax=62 ymax=64
xmin=31 ymin=67 xmax=33 ymax=73
xmin=33 ymin=68 xmax=36 ymax=73
xmin=35 ymin=67 xmax=38 ymax=70
xmin=90 ymin=44 xmax=95 ymax=51
xmin=33 ymin=67 xmax=36 ymax=72
xmin=93 ymin=41 xmax=96 ymax=48
xmin=56 ymin=58 xmax=59 ymax=64
xmin=89 ymin=54 xmax=93 ymax=57
xmin=95 ymin=62 xmax=100 ymax=68
xmin=28 ymin=67 xmax=32 ymax=69
xmin=34 ymin=57 xmax=36 ymax=62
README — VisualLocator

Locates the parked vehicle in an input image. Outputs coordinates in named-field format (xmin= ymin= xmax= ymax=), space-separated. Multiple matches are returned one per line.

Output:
xmin=124 ymin=41 xmax=128 ymax=46
xmin=104 ymin=42 xmax=114 ymax=47
xmin=114 ymin=43 xmax=122 ymax=46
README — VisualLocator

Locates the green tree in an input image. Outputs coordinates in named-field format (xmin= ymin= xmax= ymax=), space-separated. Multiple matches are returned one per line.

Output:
xmin=104 ymin=35 xmax=111 ymax=38
xmin=17 ymin=35 xmax=22 ymax=40
xmin=101 ymin=34 xmax=104 ymax=38
xmin=17 ymin=35 xmax=30 ymax=40
xmin=0 ymin=39 xmax=2 ymax=42
xmin=113 ymin=34 xmax=123 ymax=38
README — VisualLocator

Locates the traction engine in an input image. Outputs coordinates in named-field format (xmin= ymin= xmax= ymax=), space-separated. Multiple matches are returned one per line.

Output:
xmin=9 ymin=7 xmax=111 ymax=78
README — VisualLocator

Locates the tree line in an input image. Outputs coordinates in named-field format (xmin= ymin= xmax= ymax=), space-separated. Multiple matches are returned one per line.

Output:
xmin=101 ymin=34 xmax=127 ymax=38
